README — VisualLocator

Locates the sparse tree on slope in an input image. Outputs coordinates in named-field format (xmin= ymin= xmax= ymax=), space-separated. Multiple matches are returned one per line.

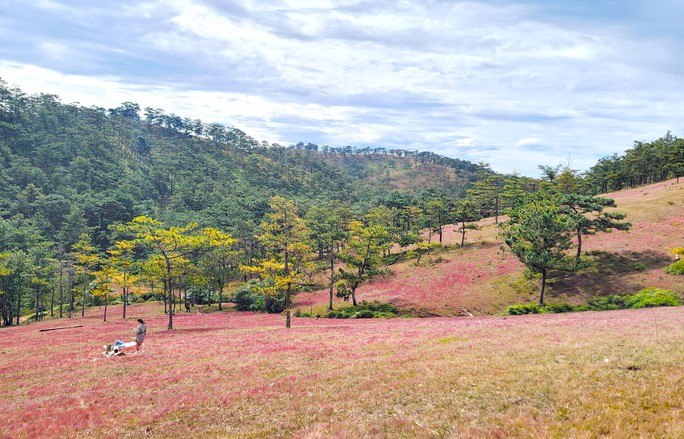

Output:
xmin=306 ymin=203 xmax=350 ymax=310
xmin=500 ymin=199 xmax=575 ymax=306
xmin=337 ymin=220 xmax=390 ymax=307
xmin=558 ymin=194 xmax=630 ymax=266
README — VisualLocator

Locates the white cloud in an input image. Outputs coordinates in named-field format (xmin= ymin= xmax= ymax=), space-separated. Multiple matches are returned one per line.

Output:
xmin=2 ymin=0 xmax=684 ymax=176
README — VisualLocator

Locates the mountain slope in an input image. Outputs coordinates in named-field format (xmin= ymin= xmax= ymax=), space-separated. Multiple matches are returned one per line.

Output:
xmin=296 ymin=179 xmax=684 ymax=315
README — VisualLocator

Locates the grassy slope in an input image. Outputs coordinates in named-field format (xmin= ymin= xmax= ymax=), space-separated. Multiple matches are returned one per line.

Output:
xmin=296 ymin=179 xmax=684 ymax=315
xmin=2 ymin=303 xmax=683 ymax=438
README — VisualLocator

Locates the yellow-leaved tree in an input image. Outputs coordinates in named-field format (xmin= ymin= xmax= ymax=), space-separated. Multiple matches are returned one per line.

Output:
xmin=242 ymin=196 xmax=311 ymax=328
xmin=117 ymin=216 xmax=234 ymax=329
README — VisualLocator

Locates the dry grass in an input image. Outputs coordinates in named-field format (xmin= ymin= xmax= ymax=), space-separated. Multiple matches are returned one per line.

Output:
xmin=2 ymin=303 xmax=684 ymax=438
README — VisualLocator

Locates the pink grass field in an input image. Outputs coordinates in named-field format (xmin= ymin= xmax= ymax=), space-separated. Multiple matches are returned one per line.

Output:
xmin=3 ymin=302 xmax=684 ymax=438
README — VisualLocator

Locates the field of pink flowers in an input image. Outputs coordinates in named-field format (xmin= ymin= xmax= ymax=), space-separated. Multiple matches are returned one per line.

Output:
xmin=3 ymin=302 xmax=684 ymax=438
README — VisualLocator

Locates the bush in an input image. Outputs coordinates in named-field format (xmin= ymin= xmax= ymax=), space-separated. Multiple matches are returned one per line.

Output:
xmin=544 ymin=303 xmax=574 ymax=313
xmin=354 ymin=310 xmax=376 ymax=319
xmin=383 ymin=254 xmax=400 ymax=265
xmin=232 ymin=285 xmax=260 ymax=311
xmin=665 ymin=259 xmax=684 ymax=275
xmin=588 ymin=294 xmax=627 ymax=311
xmin=626 ymin=288 xmax=681 ymax=309
xmin=632 ymin=262 xmax=647 ymax=271
xmin=324 ymin=301 xmax=398 ymax=319
xmin=503 ymin=303 xmax=544 ymax=315
xmin=231 ymin=279 xmax=285 ymax=313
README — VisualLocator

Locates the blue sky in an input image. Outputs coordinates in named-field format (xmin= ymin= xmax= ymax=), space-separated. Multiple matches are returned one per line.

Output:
xmin=1 ymin=0 xmax=683 ymax=176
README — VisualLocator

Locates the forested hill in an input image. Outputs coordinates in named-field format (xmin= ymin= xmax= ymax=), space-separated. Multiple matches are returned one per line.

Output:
xmin=0 ymin=81 xmax=487 ymax=249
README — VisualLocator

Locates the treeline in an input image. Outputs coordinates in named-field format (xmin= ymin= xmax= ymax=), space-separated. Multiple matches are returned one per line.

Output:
xmin=0 ymin=168 xmax=612 ymax=329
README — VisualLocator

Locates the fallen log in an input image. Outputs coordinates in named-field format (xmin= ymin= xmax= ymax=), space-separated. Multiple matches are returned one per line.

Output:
xmin=39 ymin=325 xmax=84 ymax=332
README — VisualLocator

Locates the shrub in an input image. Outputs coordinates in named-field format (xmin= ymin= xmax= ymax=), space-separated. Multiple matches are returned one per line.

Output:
xmin=665 ymin=259 xmax=684 ymax=275
xmin=232 ymin=285 xmax=260 ymax=311
xmin=544 ymin=303 xmax=575 ymax=313
xmin=325 ymin=301 xmax=398 ymax=319
xmin=405 ymin=250 xmax=419 ymax=259
xmin=631 ymin=262 xmax=647 ymax=271
xmin=587 ymin=294 xmax=627 ymax=311
xmin=625 ymin=288 xmax=681 ymax=309
xmin=383 ymin=254 xmax=400 ymax=265
xmin=354 ymin=310 xmax=376 ymax=319
xmin=503 ymin=303 xmax=544 ymax=315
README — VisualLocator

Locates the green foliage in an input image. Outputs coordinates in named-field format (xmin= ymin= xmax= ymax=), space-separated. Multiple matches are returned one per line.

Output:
xmin=587 ymin=294 xmax=627 ymax=311
xmin=503 ymin=303 xmax=544 ymax=315
xmin=500 ymin=196 xmax=576 ymax=305
xmin=625 ymin=288 xmax=680 ymax=309
xmin=504 ymin=288 xmax=681 ymax=315
xmin=324 ymin=301 xmax=398 ymax=319
xmin=665 ymin=259 xmax=684 ymax=275
xmin=231 ymin=279 xmax=285 ymax=313
xmin=543 ymin=303 xmax=574 ymax=313
xmin=631 ymin=262 xmax=647 ymax=271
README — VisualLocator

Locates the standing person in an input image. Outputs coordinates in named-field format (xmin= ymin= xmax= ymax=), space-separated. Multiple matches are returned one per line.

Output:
xmin=134 ymin=318 xmax=147 ymax=352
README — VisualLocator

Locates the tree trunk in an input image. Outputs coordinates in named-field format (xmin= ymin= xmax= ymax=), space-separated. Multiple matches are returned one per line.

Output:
xmin=328 ymin=259 xmax=334 ymax=311
xmin=575 ymin=229 xmax=583 ymax=266
xmin=218 ymin=281 xmax=224 ymax=311
xmin=351 ymin=285 xmax=358 ymax=307
xmin=81 ymin=279 xmax=87 ymax=317
xmin=58 ymin=261 xmax=63 ymax=318
xmin=285 ymin=284 xmax=292 ymax=328
xmin=16 ymin=290 xmax=21 ymax=325
xmin=495 ymin=197 xmax=500 ymax=224
xmin=68 ymin=267 xmax=74 ymax=317
xmin=167 ymin=260 xmax=174 ymax=329
xmin=50 ymin=286 xmax=55 ymax=318
xmin=122 ymin=272 xmax=127 ymax=319
xmin=103 ymin=297 xmax=108 ymax=322
xmin=539 ymin=270 xmax=547 ymax=306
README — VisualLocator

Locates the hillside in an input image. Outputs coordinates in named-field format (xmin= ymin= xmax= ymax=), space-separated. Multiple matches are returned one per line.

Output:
xmin=2 ymin=302 xmax=683 ymax=437
xmin=0 ymin=80 xmax=486 ymax=250
xmin=296 ymin=179 xmax=684 ymax=315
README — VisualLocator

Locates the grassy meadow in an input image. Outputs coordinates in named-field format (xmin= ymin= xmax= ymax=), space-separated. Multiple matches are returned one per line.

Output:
xmin=3 ymin=179 xmax=684 ymax=438
xmin=2 ymin=302 xmax=684 ymax=438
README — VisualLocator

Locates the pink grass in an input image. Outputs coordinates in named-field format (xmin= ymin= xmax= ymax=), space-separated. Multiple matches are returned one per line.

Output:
xmin=3 ymin=302 xmax=684 ymax=437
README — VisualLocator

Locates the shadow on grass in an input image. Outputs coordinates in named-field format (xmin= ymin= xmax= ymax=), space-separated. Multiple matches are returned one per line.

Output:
xmin=549 ymin=250 xmax=672 ymax=299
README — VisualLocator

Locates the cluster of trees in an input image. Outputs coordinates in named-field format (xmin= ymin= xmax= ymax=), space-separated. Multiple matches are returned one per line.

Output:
xmin=0 ymin=79 xmax=678 ymax=327
xmin=500 ymin=192 xmax=630 ymax=305
xmin=584 ymin=132 xmax=684 ymax=193
xmin=0 ymin=188 xmax=487 ymax=329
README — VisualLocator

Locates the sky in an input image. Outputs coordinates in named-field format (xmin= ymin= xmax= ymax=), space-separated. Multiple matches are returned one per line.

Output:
xmin=1 ymin=0 xmax=683 ymax=176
